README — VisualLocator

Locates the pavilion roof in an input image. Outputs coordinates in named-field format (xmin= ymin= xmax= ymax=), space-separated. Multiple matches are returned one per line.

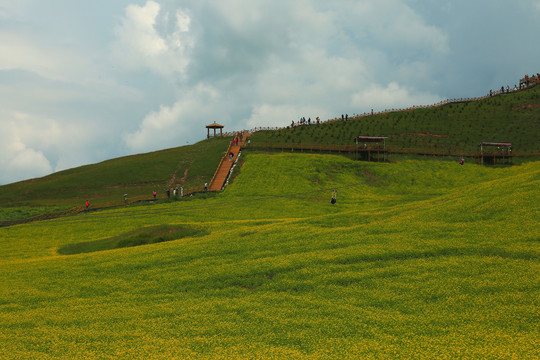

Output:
xmin=355 ymin=136 xmax=388 ymax=142
xmin=480 ymin=142 xmax=511 ymax=147
xmin=206 ymin=122 xmax=224 ymax=129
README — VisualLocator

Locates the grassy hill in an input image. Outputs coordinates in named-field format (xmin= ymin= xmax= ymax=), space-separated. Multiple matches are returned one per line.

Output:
xmin=0 ymin=137 xmax=231 ymax=220
xmin=0 ymin=153 xmax=538 ymax=358
xmin=2 ymin=85 xmax=538 ymax=222
xmin=250 ymin=85 xmax=540 ymax=153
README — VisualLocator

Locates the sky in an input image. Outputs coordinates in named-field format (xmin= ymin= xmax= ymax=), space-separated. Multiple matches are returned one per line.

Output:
xmin=1 ymin=0 xmax=539 ymax=185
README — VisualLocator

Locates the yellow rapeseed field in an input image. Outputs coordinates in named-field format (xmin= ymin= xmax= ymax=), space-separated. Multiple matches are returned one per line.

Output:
xmin=0 ymin=154 xmax=538 ymax=359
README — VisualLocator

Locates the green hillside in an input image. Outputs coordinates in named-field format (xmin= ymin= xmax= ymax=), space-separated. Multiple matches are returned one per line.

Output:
xmin=0 ymin=137 xmax=231 ymax=219
xmin=251 ymin=85 xmax=540 ymax=153
xmin=0 ymin=153 xmax=538 ymax=359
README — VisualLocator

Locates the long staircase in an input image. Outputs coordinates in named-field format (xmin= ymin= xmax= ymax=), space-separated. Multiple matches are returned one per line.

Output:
xmin=209 ymin=133 xmax=250 ymax=191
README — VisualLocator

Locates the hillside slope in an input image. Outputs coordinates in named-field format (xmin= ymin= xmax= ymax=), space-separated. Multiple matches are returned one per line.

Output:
xmin=251 ymin=85 xmax=540 ymax=153
xmin=0 ymin=137 xmax=231 ymax=215
xmin=0 ymin=153 xmax=538 ymax=358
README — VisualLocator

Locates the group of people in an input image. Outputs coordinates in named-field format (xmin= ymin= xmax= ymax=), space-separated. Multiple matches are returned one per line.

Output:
xmin=166 ymin=186 xmax=184 ymax=198
xmin=520 ymin=73 xmax=540 ymax=88
xmin=291 ymin=116 xmax=321 ymax=127
xmin=233 ymin=132 xmax=245 ymax=146
xmin=488 ymin=73 xmax=539 ymax=97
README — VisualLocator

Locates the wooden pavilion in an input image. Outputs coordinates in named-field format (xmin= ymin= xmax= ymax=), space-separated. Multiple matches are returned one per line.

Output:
xmin=479 ymin=142 xmax=512 ymax=165
xmin=354 ymin=136 xmax=389 ymax=162
xmin=206 ymin=122 xmax=224 ymax=138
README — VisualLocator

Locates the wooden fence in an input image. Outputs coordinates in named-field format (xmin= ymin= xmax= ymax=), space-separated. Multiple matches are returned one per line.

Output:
xmin=244 ymin=142 xmax=540 ymax=159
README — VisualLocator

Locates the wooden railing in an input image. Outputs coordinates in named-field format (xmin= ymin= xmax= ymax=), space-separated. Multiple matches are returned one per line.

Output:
xmin=209 ymin=141 xmax=234 ymax=188
xmin=244 ymin=142 xmax=540 ymax=158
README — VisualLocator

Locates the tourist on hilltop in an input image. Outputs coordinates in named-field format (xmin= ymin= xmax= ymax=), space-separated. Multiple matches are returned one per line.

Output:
xmin=204 ymin=182 xmax=208 ymax=192
xmin=153 ymin=190 xmax=157 ymax=199
xmin=85 ymin=200 xmax=89 ymax=210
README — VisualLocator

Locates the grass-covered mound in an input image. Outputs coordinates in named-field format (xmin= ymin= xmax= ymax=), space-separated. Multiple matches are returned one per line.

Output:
xmin=251 ymin=85 xmax=540 ymax=153
xmin=58 ymin=224 xmax=209 ymax=255
xmin=0 ymin=153 xmax=538 ymax=359
xmin=0 ymin=137 xmax=231 ymax=218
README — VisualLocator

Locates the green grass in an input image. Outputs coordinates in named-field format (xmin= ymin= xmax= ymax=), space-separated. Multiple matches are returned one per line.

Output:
xmin=0 ymin=137 xmax=232 ymax=219
xmin=251 ymin=85 xmax=540 ymax=153
xmin=0 ymin=153 xmax=538 ymax=359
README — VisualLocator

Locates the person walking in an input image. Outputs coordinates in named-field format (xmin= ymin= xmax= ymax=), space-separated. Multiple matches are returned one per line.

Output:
xmin=153 ymin=190 xmax=157 ymax=199
xmin=85 ymin=200 xmax=89 ymax=210
xmin=204 ymin=182 xmax=208 ymax=192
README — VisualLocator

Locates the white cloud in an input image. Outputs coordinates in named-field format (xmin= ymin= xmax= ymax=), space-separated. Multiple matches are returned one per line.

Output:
xmin=0 ymin=32 xmax=91 ymax=82
xmin=363 ymin=0 xmax=449 ymax=54
xmin=0 ymin=109 xmax=105 ymax=184
xmin=0 ymin=118 xmax=52 ymax=184
xmin=123 ymin=85 xmax=220 ymax=152
xmin=111 ymin=1 xmax=193 ymax=76
xmin=351 ymin=82 xmax=442 ymax=111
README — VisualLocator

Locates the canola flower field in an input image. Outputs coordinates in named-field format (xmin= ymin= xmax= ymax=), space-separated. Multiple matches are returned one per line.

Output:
xmin=0 ymin=153 xmax=538 ymax=359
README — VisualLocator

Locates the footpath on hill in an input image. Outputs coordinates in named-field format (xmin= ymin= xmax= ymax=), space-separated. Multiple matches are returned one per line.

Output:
xmin=209 ymin=133 xmax=251 ymax=191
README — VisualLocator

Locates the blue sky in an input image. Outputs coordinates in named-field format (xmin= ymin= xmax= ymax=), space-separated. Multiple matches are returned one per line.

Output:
xmin=1 ymin=0 xmax=539 ymax=184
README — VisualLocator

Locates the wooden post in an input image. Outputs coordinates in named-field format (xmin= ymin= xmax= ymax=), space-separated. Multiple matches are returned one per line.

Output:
xmin=480 ymin=143 xmax=483 ymax=165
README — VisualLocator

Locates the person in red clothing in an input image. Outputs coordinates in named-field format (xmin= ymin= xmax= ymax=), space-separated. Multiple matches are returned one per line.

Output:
xmin=85 ymin=200 xmax=89 ymax=210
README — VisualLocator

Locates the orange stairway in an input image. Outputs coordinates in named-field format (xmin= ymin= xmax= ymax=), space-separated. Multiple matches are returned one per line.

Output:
xmin=209 ymin=133 xmax=250 ymax=191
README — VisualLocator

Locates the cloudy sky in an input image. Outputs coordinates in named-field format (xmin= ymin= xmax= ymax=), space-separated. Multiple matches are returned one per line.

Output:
xmin=1 ymin=0 xmax=539 ymax=184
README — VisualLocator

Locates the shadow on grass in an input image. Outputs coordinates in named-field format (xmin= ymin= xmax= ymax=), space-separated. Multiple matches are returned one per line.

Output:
xmin=58 ymin=224 xmax=209 ymax=255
